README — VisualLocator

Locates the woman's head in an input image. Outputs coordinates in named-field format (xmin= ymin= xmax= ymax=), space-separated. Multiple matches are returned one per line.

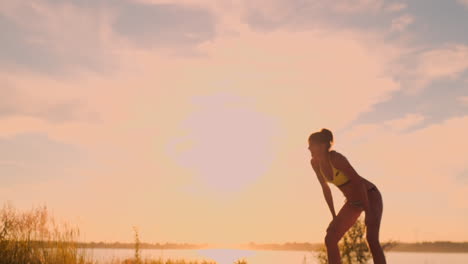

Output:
xmin=308 ymin=128 xmax=334 ymax=159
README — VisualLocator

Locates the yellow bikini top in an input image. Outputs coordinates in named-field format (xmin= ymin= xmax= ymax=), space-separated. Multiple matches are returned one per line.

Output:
xmin=319 ymin=158 xmax=350 ymax=187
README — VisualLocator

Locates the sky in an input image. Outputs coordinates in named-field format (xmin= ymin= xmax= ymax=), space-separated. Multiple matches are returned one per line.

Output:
xmin=1 ymin=0 xmax=468 ymax=245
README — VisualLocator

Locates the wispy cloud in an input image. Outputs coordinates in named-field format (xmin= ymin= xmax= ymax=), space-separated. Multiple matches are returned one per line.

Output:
xmin=0 ymin=0 xmax=114 ymax=75
xmin=112 ymin=2 xmax=216 ymax=49
xmin=383 ymin=113 xmax=425 ymax=132
xmin=402 ymin=45 xmax=468 ymax=94
xmin=384 ymin=2 xmax=407 ymax=13
xmin=0 ymin=0 xmax=217 ymax=74
xmin=390 ymin=14 xmax=414 ymax=32
xmin=0 ymin=133 xmax=89 ymax=186
xmin=458 ymin=96 xmax=468 ymax=105
xmin=0 ymin=83 xmax=95 ymax=123
xmin=331 ymin=0 xmax=384 ymax=14
xmin=457 ymin=0 xmax=468 ymax=8
xmin=241 ymin=0 xmax=399 ymax=32
xmin=405 ymin=0 xmax=468 ymax=46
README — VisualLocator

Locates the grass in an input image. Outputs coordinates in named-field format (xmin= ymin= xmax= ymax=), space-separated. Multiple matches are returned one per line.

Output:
xmin=0 ymin=201 xmax=235 ymax=264
xmin=0 ymin=201 xmax=93 ymax=264
xmin=106 ymin=259 xmax=217 ymax=264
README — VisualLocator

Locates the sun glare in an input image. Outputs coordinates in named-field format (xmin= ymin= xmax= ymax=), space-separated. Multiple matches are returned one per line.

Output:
xmin=168 ymin=94 xmax=277 ymax=196
xmin=197 ymin=249 xmax=256 ymax=264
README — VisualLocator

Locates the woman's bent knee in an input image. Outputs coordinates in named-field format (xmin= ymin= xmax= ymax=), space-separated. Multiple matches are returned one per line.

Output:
xmin=366 ymin=235 xmax=380 ymax=246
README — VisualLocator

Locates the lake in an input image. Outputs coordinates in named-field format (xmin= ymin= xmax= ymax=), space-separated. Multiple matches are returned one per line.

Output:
xmin=84 ymin=248 xmax=468 ymax=264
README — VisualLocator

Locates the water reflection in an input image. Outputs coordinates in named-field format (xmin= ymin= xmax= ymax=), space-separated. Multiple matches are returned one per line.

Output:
xmin=85 ymin=248 xmax=468 ymax=264
xmin=197 ymin=248 xmax=256 ymax=264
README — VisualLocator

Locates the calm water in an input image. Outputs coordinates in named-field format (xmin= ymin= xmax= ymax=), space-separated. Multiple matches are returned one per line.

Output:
xmin=84 ymin=248 xmax=468 ymax=264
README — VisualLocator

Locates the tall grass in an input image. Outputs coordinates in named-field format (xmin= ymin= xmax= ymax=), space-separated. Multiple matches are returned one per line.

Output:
xmin=133 ymin=226 xmax=141 ymax=264
xmin=109 ymin=259 xmax=218 ymax=264
xmin=115 ymin=226 xmax=219 ymax=264
xmin=0 ymin=201 xmax=94 ymax=264
xmin=0 ymin=201 xmax=245 ymax=264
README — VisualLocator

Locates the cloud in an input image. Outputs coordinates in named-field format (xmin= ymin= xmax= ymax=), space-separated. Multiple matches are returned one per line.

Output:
xmin=0 ymin=0 xmax=217 ymax=74
xmin=390 ymin=14 xmax=414 ymax=32
xmin=0 ymin=1 xmax=116 ymax=75
xmin=0 ymin=133 xmax=89 ymax=186
xmin=0 ymin=14 xmax=60 ymax=74
xmin=458 ymin=96 xmax=468 ymax=105
xmin=0 ymin=85 xmax=96 ymax=124
xmin=457 ymin=0 xmax=468 ymax=8
xmin=384 ymin=2 xmax=407 ymax=12
xmin=112 ymin=2 xmax=216 ymax=49
xmin=383 ymin=113 xmax=425 ymax=132
xmin=349 ymin=76 xmax=468 ymax=132
xmin=0 ymin=73 xmax=102 ymax=124
xmin=404 ymin=0 xmax=468 ymax=47
xmin=331 ymin=0 xmax=384 ymax=14
xmin=400 ymin=45 xmax=468 ymax=94
xmin=418 ymin=45 xmax=468 ymax=78
xmin=240 ymin=0 xmax=396 ymax=33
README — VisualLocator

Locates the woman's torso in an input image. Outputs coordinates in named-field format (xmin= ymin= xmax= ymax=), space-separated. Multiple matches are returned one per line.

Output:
xmin=318 ymin=151 xmax=376 ymax=200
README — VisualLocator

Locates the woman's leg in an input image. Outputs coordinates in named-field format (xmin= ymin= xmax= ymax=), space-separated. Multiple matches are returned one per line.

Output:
xmin=366 ymin=187 xmax=386 ymax=264
xmin=325 ymin=201 xmax=363 ymax=264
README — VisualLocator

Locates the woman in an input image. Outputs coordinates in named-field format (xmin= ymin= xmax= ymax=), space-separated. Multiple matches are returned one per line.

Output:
xmin=308 ymin=128 xmax=386 ymax=264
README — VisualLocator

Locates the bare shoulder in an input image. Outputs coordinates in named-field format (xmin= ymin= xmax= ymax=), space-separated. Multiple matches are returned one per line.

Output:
xmin=330 ymin=150 xmax=362 ymax=180
xmin=329 ymin=150 xmax=342 ymax=159
xmin=330 ymin=150 xmax=348 ymax=165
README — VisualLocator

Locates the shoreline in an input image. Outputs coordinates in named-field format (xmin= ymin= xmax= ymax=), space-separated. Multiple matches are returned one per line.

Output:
xmin=75 ymin=241 xmax=468 ymax=253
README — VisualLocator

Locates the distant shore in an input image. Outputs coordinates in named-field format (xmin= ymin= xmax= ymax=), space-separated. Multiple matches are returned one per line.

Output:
xmin=76 ymin=241 xmax=468 ymax=253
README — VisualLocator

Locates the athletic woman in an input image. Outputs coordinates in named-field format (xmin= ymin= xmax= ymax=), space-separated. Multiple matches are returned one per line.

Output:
xmin=308 ymin=128 xmax=386 ymax=264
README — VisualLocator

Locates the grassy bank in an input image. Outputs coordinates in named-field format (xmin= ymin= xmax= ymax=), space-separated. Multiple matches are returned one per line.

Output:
xmin=0 ymin=202 xmax=222 ymax=264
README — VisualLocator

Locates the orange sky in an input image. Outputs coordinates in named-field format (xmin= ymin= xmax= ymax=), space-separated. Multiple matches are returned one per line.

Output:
xmin=1 ymin=0 xmax=468 ymax=245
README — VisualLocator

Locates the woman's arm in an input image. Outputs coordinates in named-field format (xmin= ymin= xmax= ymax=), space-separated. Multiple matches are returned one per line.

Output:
xmin=331 ymin=152 xmax=372 ymax=214
xmin=311 ymin=159 xmax=337 ymax=218
xmin=322 ymin=183 xmax=337 ymax=219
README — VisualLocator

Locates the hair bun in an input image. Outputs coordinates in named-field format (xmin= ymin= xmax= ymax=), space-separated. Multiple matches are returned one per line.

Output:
xmin=320 ymin=128 xmax=333 ymax=143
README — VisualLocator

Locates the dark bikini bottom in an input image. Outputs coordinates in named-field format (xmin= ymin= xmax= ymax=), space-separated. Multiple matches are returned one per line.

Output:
xmin=346 ymin=186 xmax=379 ymax=208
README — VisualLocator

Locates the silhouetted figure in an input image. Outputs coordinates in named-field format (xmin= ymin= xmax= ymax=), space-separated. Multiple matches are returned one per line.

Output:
xmin=308 ymin=128 xmax=386 ymax=264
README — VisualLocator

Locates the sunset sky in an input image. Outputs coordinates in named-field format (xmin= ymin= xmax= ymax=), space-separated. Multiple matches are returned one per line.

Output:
xmin=1 ymin=0 xmax=468 ymax=245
